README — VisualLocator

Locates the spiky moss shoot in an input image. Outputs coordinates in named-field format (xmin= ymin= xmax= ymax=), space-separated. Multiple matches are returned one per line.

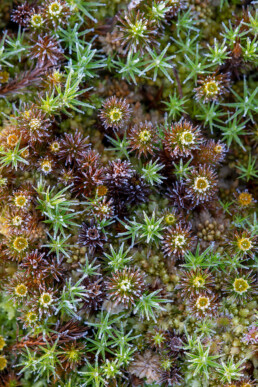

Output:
xmin=160 ymin=358 xmax=174 ymax=371
xmin=144 ymin=0 xmax=172 ymax=26
xmin=162 ymin=222 xmax=195 ymax=260
xmin=230 ymin=230 xmax=257 ymax=258
xmin=31 ymin=34 xmax=64 ymax=67
xmin=78 ymin=222 xmax=107 ymax=253
xmin=193 ymin=140 xmax=227 ymax=166
xmin=100 ymin=96 xmax=132 ymax=131
xmin=58 ymin=168 xmax=74 ymax=186
xmin=0 ymin=336 xmax=6 ymax=351
xmin=0 ymin=372 xmax=21 ymax=387
xmin=125 ymin=172 xmax=150 ymax=205
xmin=165 ymin=331 xmax=184 ymax=356
xmin=224 ymin=271 xmax=257 ymax=302
xmin=105 ymin=159 xmax=133 ymax=185
xmin=30 ymin=13 xmax=43 ymax=28
xmin=189 ymin=293 xmax=217 ymax=317
xmin=11 ymin=2 xmax=33 ymax=27
xmin=194 ymin=73 xmax=230 ymax=103
xmin=186 ymin=165 xmax=218 ymax=206
xmin=147 ymin=328 xmax=168 ymax=350
xmin=59 ymin=343 xmax=85 ymax=371
xmin=0 ymin=355 xmax=7 ymax=371
xmin=163 ymin=120 xmax=202 ymax=158
xmin=82 ymin=278 xmax=104 ymax=311
xmin=19 ymin=105 xmax=51 ymax=143
xmin=20 ymin=250 xmax=48 ymax=279
xmin=159 ymin=363 xmax=182 ymax=386
xmin=116 ymin=10 xmax=157 ymax=54
xmin=152 ymin=331 xmax=166 ymax=348
xmin=178 ymin=268 xmax=214 ymax=297
xmin=104 ymin=159 xmax=133 ymax=199
xmin=106 ymin=267 xmax=146 ymax=307
xmin=73 ymin=159 xmax=104 ymax=197
xmin=58 ymin=130 xmax=90 ymax=166
xmin=39 ymin=292 xmax=53 ymax=307
xmin=128 ymin=121 xmax=158 ymax=158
